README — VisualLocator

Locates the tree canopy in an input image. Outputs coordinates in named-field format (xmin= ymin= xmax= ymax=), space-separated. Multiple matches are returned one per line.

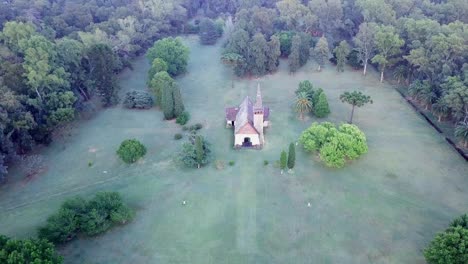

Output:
xmin=147 ymin=37 xmax=189 ymax=76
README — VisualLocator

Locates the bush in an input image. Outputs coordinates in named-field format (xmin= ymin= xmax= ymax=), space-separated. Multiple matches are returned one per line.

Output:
xmin=117 ymin=139 xmax=147 ymax=164
xmin=299 ymin=122 xmax=368 ymax=168
xmin=38 ymin=192 xmax=133 ymax=244
xmin=199 ymin=18 xmax=221 ymax=45
xmin=178 ymin=134 xmax=211 ymax=168
xmin=176 ymin=111 xmax=190 ymax=125
xmin=348 ymin=49 xmax=362 ymax=69
xmin=264 ymin=160 xmax=269 ymax=166
xmin=123 ymin=90 xmax=154 ymax=109
xmin=228 ymin=161 xmax=235 ymax=166
xmin=0 ymin=235 xmax=63 ymax=263
xmin=146 ymin=37 xmax=189 ymax=76
xmin=193 ymin=123 xmax=203 ymax=130
xmin=182 ymin=125 xmax=189 ymax=131
xmin=174 ymin=133 xmax=183 ymax=140
xmin=314 ymin=92 xmax=331 ymax=118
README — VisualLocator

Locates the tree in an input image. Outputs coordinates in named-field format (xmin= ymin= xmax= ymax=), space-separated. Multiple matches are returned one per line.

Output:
xmin=295 ymin=92 xmax=313 ymax=120
xmin=276 ymin=0 xmax=309 ymax=30
xmin=87 ymin=44 xmax=119 ymax=106
xmin=393 ymin=65 xmax=408 ymax=84
xmin=250 ymin=33 xmax=269 ymax=75
xmin=266 ymin=35 xmax=281 ymax=73
xmin=116 ymin=139 xmax=147 ymax=164
xmin=334 ymin=40 xmax=350 ymax=72
xmin=424 ymin=225 xmax=468 ymax=264
xmin=161 ymin=82 xmax=175 ymax=120
xmin=314 ymin=92 xmax=331 ymax=118
xmin=299 ymin=122 xmax=368 ymax=168
xmin=313 ymin=37 xmax=329 ymax=71
xmin=0 ymin=235 xmax=63 ymax=263
xmin=147 ymin=58 xmax=168 ymax=85
xmin=147 ymin=37 xmax=189 ymax=76
xmin=455 ymin=121 xmax=468 ymax=148
xmin=172 ymin=83 xmax=185 ymax=117
xmin=0 ymin=154 xmax=7 ymax=182
xmin=340 ymin=91 xmax=373 ymax=123
xmin=308 ymin=0 xmax=343 ymax=34
xmin=123 ymin=91 xmax=154 ymax=109
xmin=432 ymin=99 xmax=451 ymax=122
xmin=199 ymin=18 xmax=220 ymax=45
xmin=149 ymin=71 xmax=174 ymax=105
xmin=179 ymin=134 xmax=211 ymax=168
xmin=288 ymin=143 xmax=296 ymax=170
xmin=371 ymin=25 xmax=404 ymax=82
xmin=0 ymin=21 xmax=36 ymax=53
xmin=280 ymin=150 xmax=287 ymax=174
xmin=289 ymin=35 xmax=301 ymax=73
xmin=356 ymin=0 xmax=396 ymax=25
xmin=354 ymin=22 xmax=377 ymax=75
xmin=295 ymin=80 xmax=315 ymax=101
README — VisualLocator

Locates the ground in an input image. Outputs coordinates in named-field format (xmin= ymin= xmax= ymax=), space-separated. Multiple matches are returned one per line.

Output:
xmin=0 ymin=36 xmax=467 ymax=263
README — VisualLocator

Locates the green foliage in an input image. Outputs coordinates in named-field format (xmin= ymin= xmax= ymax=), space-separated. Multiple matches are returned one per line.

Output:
xmin=371 ymin=25 xmax=404 ymax=82
xmin=38 ymin=192 xmax=133 ymax=244
xmin=314 ymin=92 xmax=331 ymax=118
xmin=333 ymin=41 xmax=351 ymax=72
xmin=250 ymin=33 xmax=269 ymax=75
xmin=147 ymin=58 xmax=168 ymax=85
xmin=229 ymin=161 xmax=235 ymax=166
xmin=172 ymin=84 xmax=185 ymax=117
xmin=295 ymin=80 xmax=315 ymax=101
xmin=340 ymin=91 xmax=373 ymax=123
xmin=123 ymin=91 xmax=154 ymax=109
xmin=179 ymin=134 xmax=211 ymax=168
xmin=116 ymin=139 xmax=147 ymax=164
xmin=289 ymin=35 xmax=301 ymax=73
xmin=455 ymin=121 xmax=468 ymax=148
xmin=313 ymin=37 xmax=330 ymax=71
xmin=275 ymin=31 xmax=295 ymax=56
xmin=280 ymin=150 xmax=288 ymax=170
xmin=176 ymin=111 xmax=190 ymax=125
xmin=299 ymin=122 xmax=368 ymax=168
xmin=424 ymin=225 xmax=468 ymax=264
xmin=0 ymin=235 xmax=63 ymax=263
xmin=348 ymin=49 xmax=362 ymax=69
xmin=295 ymin=92 xmax=313 ymax=120
xmin=174 ymin=133 xmax=183 ymax=140
xmin=147 ymin=37 xmax=189 ymax=76
xmin=199 ymin=18 xmax=221 ymax=45
xmin=149 ymin=71 xmax=174 ymax=105
xmin=264 ymin=160 xmax=269 ymax=166
xmin=288 ymin=143 xmax=296 ymax=169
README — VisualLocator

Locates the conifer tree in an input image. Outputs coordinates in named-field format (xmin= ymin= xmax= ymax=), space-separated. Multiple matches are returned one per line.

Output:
xmin=172 ymin=83 xmax=185 ymax=117
xmin=280 ymin=150 xmax=288 ymax=174
xmin=161 ymin=83 xmax=174 ymax=120
xmin=334 ymin=40 xmax=350 ymax=72
xmin=313 ymin=37 xmax=329 ymax=71
xmin=289 ymin=35 xmax=301 ymax=73
xmin=288 ymin=143 xmax=296 ymax=170
xmin=195 ymin=135 xmax=204 ymax=168
xmin=314 ymin=92 xmax=331 ymax=118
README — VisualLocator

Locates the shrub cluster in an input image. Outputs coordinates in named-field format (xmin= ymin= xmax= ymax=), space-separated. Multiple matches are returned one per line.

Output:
xmin=424 ymin=214 xmax=468 ymax=263
xmin=117 ymin=139 xmax=147 ymax=164
xmin=123 ymin=90 xmax=154 ymax=109
xmin=178 ymin=133 xmax=211 ymax=168
xmin=299 ymin=122 xmax=368 ymax=168
xmin=176 ymin=111 xmax=190 ymax=125
xmin=0 ymin=235 xmax=63 ymax=263
xmin=38 ymin=192 xmax=133 ymax=244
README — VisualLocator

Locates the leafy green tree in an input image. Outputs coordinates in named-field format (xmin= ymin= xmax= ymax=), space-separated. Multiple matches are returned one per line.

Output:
xmin=266 ymin=35 xmax=281 ymax=72
xmin=371 ymin=25 xmax=404 ymax=82
xmin=354 ymin=22 xmax=377 ymax=75
xmin=161 ymin=81 xmax=175 ymax=120
xmin=356 ymin=0 xmax=396 ymax=25
xmin=451 ymin=214 xmax=468 ymax=229
xmin=149 ymin=71 xmax=174 ymax=105
xmin=289 ymin=35 xmax=301 ymax=73
xmin=455 ymin=121 xmax=468 ymax=148
xmin=424 ymin=225 xmax=468 ymax=264
xmin=432 ymin=99 xmax=451 ymax=122
xmin=314 ymin=92 xmax=331 ymax=118
xmin=148 ymin=58 xmax=168 ymax=85
xmin=179 ymin=134 xmax=211 ymax=168
xmin=288 ymin=143 xmax=296 ymax=170
xmin=313 ymin=37 xmax=329 ymax=71
xmin=195 ymin=135 xmax=204 ymax=168
xmin=339 ymin=91 xmax=373 ymax=123
xmin=0 ymin=21 xmax=36 ymax=53
xmin=280 ymin=150 xmax=287 ymax=173
xmin=0 ymin=235 xmax=63 ymax=263
xmin=87 ymin=43 xmax=119 ymax=106
xmin=116 ymin=139 xmax=147 ymax=164
xmin=309 ymin=0 xmax=343 ymax=34
xmin=441 ymin=77 xmax=468 ymax=122
xmin=299 ymin=122 xmax=368 ymax=168
xmin=392 ymin=65 xmax=408 ymax=84
xmin=199 ymin=18 xmax=221 ymax=45
xmin=172 ymin=83 xmax=185 ymax=117
xmin=333 ymin=40 xmax=350 ymax=72
xmin=250 ymin=33 xmax=269 ymax=75
xmin=275 ymin=31 xmax=295 ymax=56
xmin=147 ymin=37 xmax=189 ymax=76
xmin=295 ymin=92 xmax=313 ymax=120
xmin=276 ymin=0 xmax=309 ymax=30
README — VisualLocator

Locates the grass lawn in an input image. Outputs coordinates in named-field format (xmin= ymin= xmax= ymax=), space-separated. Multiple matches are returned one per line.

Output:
xmin=0 ymin=35 xmax=467 ymax=263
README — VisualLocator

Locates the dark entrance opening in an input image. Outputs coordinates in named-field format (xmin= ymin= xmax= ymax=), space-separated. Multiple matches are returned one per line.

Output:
xmin=243 ymin=137 xmax=252 ymax=147
xmin=231 ymin=121 xmax=235 ymax=126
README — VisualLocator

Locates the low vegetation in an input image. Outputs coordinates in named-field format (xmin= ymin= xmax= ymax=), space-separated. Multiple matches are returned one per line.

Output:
xmin=0 ymin=235 xmax=63 ymax=263
xmin=123 ymin=91 xmax=154 ymax=109
xmin=299 ymin=122 xmax=368 ymax=168
xmin=117 ymin=139 xmax=147 ymax=164
xmin=38 ymin=192 xmax=133 ymax=244
xmin=178 ymin=133 xmax=211 ymax=168
xmin=176 ymin=111 xmax=191 ymax=125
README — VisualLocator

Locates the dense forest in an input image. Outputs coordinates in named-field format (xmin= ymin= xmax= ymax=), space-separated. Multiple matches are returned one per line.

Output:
xmin=0 ymin=0 xmax=467 ymax=181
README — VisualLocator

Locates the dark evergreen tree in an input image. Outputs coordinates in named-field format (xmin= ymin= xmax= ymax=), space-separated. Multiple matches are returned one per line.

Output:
xmin=315 ymin=92 xmax=331 ymax=118
xmin=172 ymin=83 xmax=185 ymax=117
xmin=87 ymin=44 xmax=119 ymax=106
xmin=199 ymin=18 xmax=220 ymax=45
xmin=161 ymin=83 xmax=175 ymax=120
xmin=267 ymin=35 xmax=281 ymax=72
xmin=289 ymin=35 xmax=301 ymax=73
xmin=250 ymin=33 xmax=269 ymax=75
xmin=288 ymin=143 xmax=296 ymax=170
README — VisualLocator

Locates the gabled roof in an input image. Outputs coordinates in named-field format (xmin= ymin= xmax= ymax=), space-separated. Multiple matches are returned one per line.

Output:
xmin=234 ymin=96 xmax=254 ymax=133
xmin=237 ymin=122 xmax=259 ymax=134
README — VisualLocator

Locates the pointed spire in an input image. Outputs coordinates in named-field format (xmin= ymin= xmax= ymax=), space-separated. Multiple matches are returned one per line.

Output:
xmin=255 ymin=83 xmax=262 ymax=109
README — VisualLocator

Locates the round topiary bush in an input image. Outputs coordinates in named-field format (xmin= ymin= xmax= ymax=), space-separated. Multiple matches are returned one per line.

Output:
xmin=123 ymin=90 xmax=154 ymax=109
xmin=117 ymin=139 xmax=147 ymax=164
xmin=176 ymin=111 xmax=190 ymax=125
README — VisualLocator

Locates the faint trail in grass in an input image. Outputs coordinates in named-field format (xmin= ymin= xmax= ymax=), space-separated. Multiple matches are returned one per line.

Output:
xmin=236 ymin=164 xmax=257 ymax=254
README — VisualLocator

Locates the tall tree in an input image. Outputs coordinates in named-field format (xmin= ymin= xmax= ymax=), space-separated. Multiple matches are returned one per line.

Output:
xmin=334 ymin=40 xmax=351 ymax=72
xmin=353 ymin=22 xmax=377 ymax=76
xmin=289 ymin=35 xmax=301 ymax=73
xmin=250 ymin=33 xmax=269 ymax=76
xmin=313 ymin=37 xmax=329 ymax=71
xmin=195 ymin=135 xmax=204 ymax=169
xmin=148 ymin=58 xmax=168 ymax=85
xmin=280 ymin=150 xmax=287 ymax=174
xmin=339 ymin=91 xmax=373 ymax=123
xmin=288 ymin=143 xmax=296 ymax=170
xmin=356 ymin=0 xmax=396 ymax=25
xmin=455 ymin=121 xmax=468 ymax=148
xmin=276 ymin=0 xmax=309 ymax=31
xmin=308 ymin=0 xmax=343 ymax=34
xmin=314 ymin=92 xmax=331 ymax=118
xmin=372 ymin=25 xmax=404 ymax=82
xmin=147 ymin=37 xmax=189 ymax=76
xmin=161 ymin=81 xmax=175 ymax=120
xmin=199 ymin=18 xmax=220 ymax=45
xmin=87 ymin=44 xmax=119 ymax=106
xmin=266 ymin=35 xmax=281 ymax=73
xmin=172 ymin=83 xmax=185 ymax=117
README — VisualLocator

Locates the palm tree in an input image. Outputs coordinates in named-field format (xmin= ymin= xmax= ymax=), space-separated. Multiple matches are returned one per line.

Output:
xmin=295 ymin=92 xmax=312 ymax=120
xmin=455 ymin=121 xmax=468 ymax=148
xmin=419 ymin=85 xmax=437 ymax=110
xmin=393 ymin=65 xmax=407 ymax=84
xmin=432 ymin=100 xmax=451 ymax=122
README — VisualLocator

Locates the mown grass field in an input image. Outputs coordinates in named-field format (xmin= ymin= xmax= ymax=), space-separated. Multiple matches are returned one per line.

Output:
xmin=0 ymin=36 xmax=467 ymax=263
